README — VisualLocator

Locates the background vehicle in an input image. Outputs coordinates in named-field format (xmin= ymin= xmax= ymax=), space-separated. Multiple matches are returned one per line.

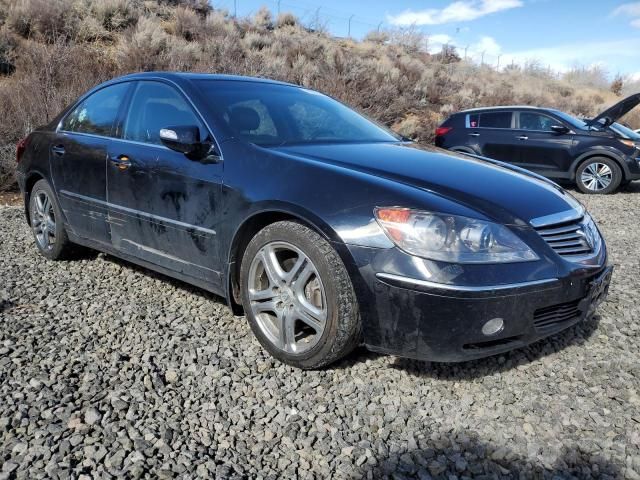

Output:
xmin=435 ymin=94 xmax=640 ymax=194
xmin=16 ymin=73 xmax=610 ymax=369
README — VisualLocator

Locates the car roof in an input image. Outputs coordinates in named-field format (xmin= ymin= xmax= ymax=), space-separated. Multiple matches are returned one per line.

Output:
xmin=458 ymin=106 xmax=556 ymax=114
xmin=111 ymin=71 xmax=298 ymax=88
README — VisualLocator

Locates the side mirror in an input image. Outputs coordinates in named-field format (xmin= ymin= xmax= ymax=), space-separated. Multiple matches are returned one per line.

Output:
xmin=550 ymin=125 xmax=570 ymax=134
xmin=160 ymin=125 xmax=209 ymax=158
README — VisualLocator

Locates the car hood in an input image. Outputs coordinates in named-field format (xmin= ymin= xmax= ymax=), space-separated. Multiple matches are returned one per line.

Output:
xmin=271 ymin=142 xmax=581 ymax=226
xmin=590 ymin=92 xmax=640 ymax=125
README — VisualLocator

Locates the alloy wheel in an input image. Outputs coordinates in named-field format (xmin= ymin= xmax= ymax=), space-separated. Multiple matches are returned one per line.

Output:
xmin=247 ymin=241 xmax=327 ymax=354
xmin=31 ymin=190 xmax=56 ymax=251
xmin=580 ymin=162 xmax=613 ymax=192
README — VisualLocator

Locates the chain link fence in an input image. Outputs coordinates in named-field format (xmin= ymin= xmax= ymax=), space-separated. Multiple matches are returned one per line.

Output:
xmin=0 ymin=145 xmax=16 ymax=191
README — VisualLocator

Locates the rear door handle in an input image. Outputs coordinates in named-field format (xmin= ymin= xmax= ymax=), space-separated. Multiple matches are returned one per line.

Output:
xmin=110 ymin=154 xmax=132 ymax=171
xmin=517 ymin=135 xmax=529 ymax=140
xmin=468 ymin=132 xmax=480 ymax=137
xmin=51 ymin=145 xmax=65 ymax=156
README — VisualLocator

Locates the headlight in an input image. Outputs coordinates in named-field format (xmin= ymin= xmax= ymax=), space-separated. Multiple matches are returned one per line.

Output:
xmin=374 ymin=207 xmax=539 ymax=263
xmin=619 ymin=139 xmax=639 ymax=149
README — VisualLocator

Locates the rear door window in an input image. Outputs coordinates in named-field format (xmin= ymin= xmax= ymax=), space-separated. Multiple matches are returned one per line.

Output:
xmin=479 ymin=111 xmax=512 ymax=129
xmin=61 ymin=83 xmax=130 ymax=137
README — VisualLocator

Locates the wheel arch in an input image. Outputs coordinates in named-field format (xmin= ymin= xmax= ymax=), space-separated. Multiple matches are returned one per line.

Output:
xmin=225 ymin=205 xmax=352 ymax=315
xmin=23 ymin=170 xmax=47 ymax=224
xmin=570 ymin=151 xmax=629 ymax=181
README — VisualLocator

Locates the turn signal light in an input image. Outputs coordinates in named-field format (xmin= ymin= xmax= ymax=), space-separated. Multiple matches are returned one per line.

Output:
xmin=619 ymin=139 xmax=638 ymax=149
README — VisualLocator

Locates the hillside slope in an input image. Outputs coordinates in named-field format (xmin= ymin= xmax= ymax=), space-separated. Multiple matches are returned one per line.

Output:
xmin=0 ymin=0 xmax=634 ymax=189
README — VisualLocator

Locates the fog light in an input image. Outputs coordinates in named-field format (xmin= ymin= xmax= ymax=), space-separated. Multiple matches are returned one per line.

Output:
xmin=482 ymin=317 xmax=504 ymax=336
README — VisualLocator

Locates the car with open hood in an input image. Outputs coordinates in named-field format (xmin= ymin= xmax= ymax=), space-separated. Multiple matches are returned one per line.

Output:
xmin=435 ymin=93 xmax=640 ymax=194
xmin=15 ymin=73 xmax=612 ymax=368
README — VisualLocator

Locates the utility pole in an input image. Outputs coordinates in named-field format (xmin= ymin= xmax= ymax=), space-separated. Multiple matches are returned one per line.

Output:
xmin=233 ymin=0 xmax=237 ymax=18
xmin=314 ymin=7 xmax=321 ymax=30
xmin=496 ymin=55 xmax=501 ymax=70
xmin=277 ymin=0 xmax=281 ymax=16
xmin=348 ymin=14 xmax=355 ymax=37
xmin=377 ymin=21 xmax=383 ymax=32
xmin=464 ymin=45 xmax=468 ymax=61
xmin=481 ymin=50 xmax=486 ymax=65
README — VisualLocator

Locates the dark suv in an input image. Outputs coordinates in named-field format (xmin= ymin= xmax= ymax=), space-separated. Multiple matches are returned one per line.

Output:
xmin=435 ymin=94 xmax=640 ymax=194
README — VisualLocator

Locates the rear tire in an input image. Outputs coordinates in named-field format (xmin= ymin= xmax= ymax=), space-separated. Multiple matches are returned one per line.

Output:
xmin=240 ymin=221 xmax=361 ymax=369
xmin=28 ymin=179 xmax=73 ymax=260
xmin=575 ymin=157 xmax=622 ymax=194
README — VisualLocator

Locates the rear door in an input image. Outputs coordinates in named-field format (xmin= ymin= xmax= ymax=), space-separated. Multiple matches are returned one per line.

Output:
xmin=514 ymin=111 xmax=575 ymax=177
xmin=469 ymin=111 xmax=520 ymax=163
xmin=50 ymin=82 xmax=131 ymax=245
xmin=106 ymin=80 xmax=224 ymax=287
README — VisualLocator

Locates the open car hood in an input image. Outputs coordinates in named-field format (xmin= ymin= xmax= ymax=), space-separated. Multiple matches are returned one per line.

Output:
xmin=590 ymin=92 xmax=640 ymax=125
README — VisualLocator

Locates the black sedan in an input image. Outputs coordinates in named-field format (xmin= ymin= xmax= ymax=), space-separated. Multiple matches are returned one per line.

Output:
xmin=16 ymin=73 xmax=612 ymax=368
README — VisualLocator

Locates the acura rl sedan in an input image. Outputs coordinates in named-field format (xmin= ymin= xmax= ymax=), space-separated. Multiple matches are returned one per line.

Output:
xmin=16 ymin=73 xmax=612 ymax=369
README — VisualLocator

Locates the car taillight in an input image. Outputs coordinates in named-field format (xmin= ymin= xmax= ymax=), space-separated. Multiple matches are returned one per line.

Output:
xmin=435 ymin=126 xmax=453 ymax=137
xmin=16 ymin=136 xmax=28 ymax=163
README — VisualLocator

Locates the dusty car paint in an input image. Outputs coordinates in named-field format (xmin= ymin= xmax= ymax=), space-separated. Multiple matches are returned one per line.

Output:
xmin=17 ymin=72 xmax=610 ymax=362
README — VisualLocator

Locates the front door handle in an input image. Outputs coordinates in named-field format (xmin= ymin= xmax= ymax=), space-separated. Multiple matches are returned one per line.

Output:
xmin=517 ymin=135 xmax=529 ymax=140
xmin=468 ymin=132 xmax=480 ymax=137
xmin=110 ymin=155 xmax=132 ymax=171
xmin=51 ymin=145 xmax=65 ymax=156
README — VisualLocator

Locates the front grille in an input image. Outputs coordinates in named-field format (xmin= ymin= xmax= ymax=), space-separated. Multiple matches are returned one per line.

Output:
xmin=533 ymin=299 xmax=582 ymax=332
xmin=534 ymin=217 xmax=594 ymax=257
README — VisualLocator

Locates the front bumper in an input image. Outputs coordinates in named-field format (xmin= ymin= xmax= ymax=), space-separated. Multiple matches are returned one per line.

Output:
xmin=343 ymin=243 xmax=611 ymax=363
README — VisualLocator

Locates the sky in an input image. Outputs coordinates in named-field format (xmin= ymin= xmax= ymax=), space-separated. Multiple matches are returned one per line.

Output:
xmin=214 ymin=0 xmax=640 ymax=78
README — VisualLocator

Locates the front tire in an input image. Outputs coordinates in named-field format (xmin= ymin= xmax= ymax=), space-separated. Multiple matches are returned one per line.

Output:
xmin=575 ymin=157 xmax=622 ymax=194
xmin=240 ymin=221 xmax=361 ymax=369
xmin=28 ymin=179 xmax=73 ymax=260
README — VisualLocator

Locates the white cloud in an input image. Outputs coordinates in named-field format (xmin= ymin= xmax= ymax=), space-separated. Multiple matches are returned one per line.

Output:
xmin=612 ymin=2 xmax=640 ymax=16
xmin=611 ymin=2 xmax=640 ymax=27
xmin=427 ymin=34 xmax=455 ymax=53
xmin=500 ymin=38 xmax=640 ymax=73
xmin=387 ymin=0 xmax=523 ymax=26
xmin=473 ymin=36 xmax=502 ymax=56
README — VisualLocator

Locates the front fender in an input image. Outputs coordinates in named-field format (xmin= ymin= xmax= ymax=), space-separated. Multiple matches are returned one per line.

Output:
xmin=569 ymin=147 xmax=630 ymax=180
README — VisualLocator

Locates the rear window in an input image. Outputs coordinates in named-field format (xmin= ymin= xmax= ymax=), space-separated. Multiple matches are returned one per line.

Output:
xmin=468 ymin=111 xmax=512 ymax=129
xmin=483 ymin=112 xmax=511 ymax=128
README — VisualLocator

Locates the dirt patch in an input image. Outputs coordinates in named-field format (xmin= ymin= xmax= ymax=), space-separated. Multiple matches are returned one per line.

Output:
xmin=0 ymin=191 xmax=21 ymax=206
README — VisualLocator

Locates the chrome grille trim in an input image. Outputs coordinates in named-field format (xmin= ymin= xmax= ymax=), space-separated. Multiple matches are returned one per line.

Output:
xmin=529 ymin=207 xmax=584 ymax=228
xmin=532 ymin=212 xmax=601 ymax=260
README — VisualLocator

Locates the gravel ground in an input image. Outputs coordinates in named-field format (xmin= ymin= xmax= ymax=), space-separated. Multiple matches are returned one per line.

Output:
xmin=1 ymin=185 xmax=639 ymax=480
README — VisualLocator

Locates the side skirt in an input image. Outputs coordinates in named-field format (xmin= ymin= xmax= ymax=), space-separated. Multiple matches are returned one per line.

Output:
xmin=67 ymin=229 xmax=228 ymax=302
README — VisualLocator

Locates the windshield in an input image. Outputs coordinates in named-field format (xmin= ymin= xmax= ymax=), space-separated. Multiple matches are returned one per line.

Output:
xmin=196 ymin=80 xmax=400 ymax=146
xmin=608 ymin=122 xmax=640 ymax=140
xmin=548 ymin=109 xmax=589 ymax=130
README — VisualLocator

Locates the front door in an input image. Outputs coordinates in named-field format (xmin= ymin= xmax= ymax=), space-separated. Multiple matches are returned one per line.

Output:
xmin=515 ymin=111 xmax=575 ymax=177
xmin=50 ymin=82 xmax=131 ymax=245
xmin=106 ymin=81 xmax=224 ymax=287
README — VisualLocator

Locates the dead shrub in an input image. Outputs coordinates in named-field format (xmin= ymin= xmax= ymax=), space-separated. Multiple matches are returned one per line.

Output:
xmin=0 ymin=145 xmax=16 ymax=192
xmin=93 ymin=0 xmax=139 ymax=32
xmin=117 ymin=16 xmax=170 ymax=72
xmin=276 ymin=12 xmax=298 ymax=29
xmin=6 ymin=0 xmax=79 ymax=41
xmin=171 ymin=6 xmax=202 ymax=41
xmin=253 ymin=6 xmax=272 ymax=30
